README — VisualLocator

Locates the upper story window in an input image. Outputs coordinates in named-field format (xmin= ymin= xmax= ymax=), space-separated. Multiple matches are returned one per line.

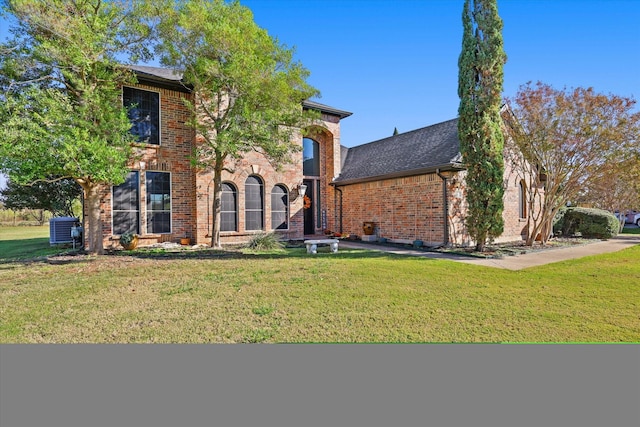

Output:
xmin=303 ymin=137 xmax=320 ymax=176
xmin=123 ymin=87 xmax=160 ymax=145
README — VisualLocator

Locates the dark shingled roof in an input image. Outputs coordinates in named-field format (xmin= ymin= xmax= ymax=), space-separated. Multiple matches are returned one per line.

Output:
xmin=127 ymin=66 xmax=352 ymax=118
xmin=334 ymin=118 xmax=464 ymax=185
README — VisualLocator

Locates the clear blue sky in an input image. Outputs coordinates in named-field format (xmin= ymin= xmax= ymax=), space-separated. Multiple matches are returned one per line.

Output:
xmin=1 ymin=0 xmax=639 ymax=189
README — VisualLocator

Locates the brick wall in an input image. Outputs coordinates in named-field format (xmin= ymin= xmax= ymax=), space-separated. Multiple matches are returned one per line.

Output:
xmin=336 ymin=173 xmax=447 ymax=245
xmin=446 ymin=158 xmax=530 ymax=247
xmin=337 ymin=162 xmax=530 ymax=248
xmin=96 ymin=78 xmax=347 ymax=249
xmin=99 ymin=83 xmax=196 ymax=249
xmin=193 ymin=114 xmax=344 ymax=246
xmin=194 ymin=148 xmax=305 ymax=244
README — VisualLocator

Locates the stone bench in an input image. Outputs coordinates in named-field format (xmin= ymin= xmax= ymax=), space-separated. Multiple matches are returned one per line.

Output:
xmin=304 ymin=239 xmax=339 ymax=254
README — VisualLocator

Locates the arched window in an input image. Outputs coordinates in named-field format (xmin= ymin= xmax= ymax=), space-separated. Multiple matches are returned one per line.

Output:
xmin=245 ymin=176 xmax=264 ymax=231
xmin=271 ymin=185 xmax=289 ymax=230
xmin=220 ymin=182 xmax=237 ymax=232
xmin=303 ymin=137 xmax=320 ymax=176
xmin=519 ymin=180 xmax=527 ymax=219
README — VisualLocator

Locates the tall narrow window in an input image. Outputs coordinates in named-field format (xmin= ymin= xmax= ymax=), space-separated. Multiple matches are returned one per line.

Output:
xmin=146 ymin=171 xmax=171 ymax=233
xmin=112 ymin=171 xmax=139 ymax=235
xmin=519 ymin=180 xmax=527 ymax=219
xmin=221 ymin=182 xmax=238 ymax=232
xmin=245 ymin=176 xmax=264 ymax=231
xmin=123 ymin=87 xmax=160 ymax=145
xmin=271 ymin=185 xmax=289 ymax=230
xmin=303 ymin=137 xmax=320 ymax=176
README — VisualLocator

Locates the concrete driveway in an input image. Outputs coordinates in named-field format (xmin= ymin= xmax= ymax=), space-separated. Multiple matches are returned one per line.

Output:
xmin=340 ymin=234 xmax=640 ymax=270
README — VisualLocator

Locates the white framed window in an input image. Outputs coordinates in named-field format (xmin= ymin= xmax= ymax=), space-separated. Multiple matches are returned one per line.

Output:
xmin=112 ymin=171 xmax=140 ymax=235
xmin=146 ymin=171 xmax=171 ymax=234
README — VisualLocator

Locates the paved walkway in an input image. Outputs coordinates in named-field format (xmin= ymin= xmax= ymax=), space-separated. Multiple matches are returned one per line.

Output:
xmin=339 ymin=234 xmax=640 ymax=270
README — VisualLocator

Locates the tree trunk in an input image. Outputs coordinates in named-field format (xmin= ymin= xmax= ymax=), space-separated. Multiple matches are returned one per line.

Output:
xmin=210 ymin=166 xmax=223 ymax=249
xmin=81 ymin=182 xmax=104 ymax=255
xmin=475 ymin=231 xmax=487 ymax=252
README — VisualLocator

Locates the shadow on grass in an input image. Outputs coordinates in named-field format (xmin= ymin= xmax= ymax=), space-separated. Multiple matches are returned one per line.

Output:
xmin=0 ymin=238 xmax=457 ymax=265
xmin=0 ymin=237 xmax=73 ymax=264
xmin=114 ymin=246 xmax=404 ymax=262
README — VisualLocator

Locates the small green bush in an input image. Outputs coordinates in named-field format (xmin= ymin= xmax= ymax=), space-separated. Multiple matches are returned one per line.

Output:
xmin=553 ymin=206 xmax=569 ymax=231
xmin=245 ymin=232 xmax=284 ymax=251
xmin=555 ymin=207 xmax=619 ymax=238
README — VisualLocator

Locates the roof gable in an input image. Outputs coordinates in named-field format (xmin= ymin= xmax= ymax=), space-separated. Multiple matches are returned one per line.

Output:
xmin=335 ymin=118 xmax=463 ymax=184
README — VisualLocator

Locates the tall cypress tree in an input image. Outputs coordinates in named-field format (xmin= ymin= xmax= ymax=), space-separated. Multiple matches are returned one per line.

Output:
xmin=457 ymin=0 xmax=506 ymax=251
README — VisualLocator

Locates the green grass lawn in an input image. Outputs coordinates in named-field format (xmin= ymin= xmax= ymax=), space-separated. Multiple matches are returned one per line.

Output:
xmin=622 ymin=226 xmax=640 ymax=234
xmin=1 ymin=226 xmax=639 ymax=343
xmin=0 ymin=225 xmax=63 ymax=260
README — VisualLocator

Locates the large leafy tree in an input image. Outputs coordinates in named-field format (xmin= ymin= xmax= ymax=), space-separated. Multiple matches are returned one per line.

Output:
xmin=504 ymin=82 xmax=640 ymax=244
xmin=579 ymin=155 xmax=640 ymax=228
xmin=155 ymin=0 xmax=319 ymax=248
xmin=1 ymin=177 xmax=81 ymax=218
xmin=0 ymin=0 xmax=153 ymax=254
xmin=457 ymin=0 xmax=507 ymax=251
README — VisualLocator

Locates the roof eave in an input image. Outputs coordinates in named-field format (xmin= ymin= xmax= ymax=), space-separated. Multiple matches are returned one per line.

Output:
xmin=134 ymin=73 xmax=192 ymax=93
xmin=331 ymin=163 xmax=466 ymax=186
xmin=303 ymin=100 xmax=352 ymax=119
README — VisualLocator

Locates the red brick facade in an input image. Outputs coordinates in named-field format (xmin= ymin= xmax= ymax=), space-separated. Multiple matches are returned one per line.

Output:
xmin=98 ymin=78 xmax=345 ymax=249
xmin=336 ymin=154 xmax=532 ymax=247
xmin=96 ymin=74 xmax=533 ymax=250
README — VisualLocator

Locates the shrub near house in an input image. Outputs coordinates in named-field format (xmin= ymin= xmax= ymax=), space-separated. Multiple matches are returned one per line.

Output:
xmin=555 ymin=207 xmax=619 ymax=239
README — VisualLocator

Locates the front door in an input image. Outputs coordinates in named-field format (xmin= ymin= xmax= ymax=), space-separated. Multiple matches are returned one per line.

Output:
xmin=303 ymin=179 xmax=314 ymax=235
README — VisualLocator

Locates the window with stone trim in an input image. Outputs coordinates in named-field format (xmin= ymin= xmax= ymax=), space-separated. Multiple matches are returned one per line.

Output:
xmin=146 ymin=171 xmax=171 ymax=234
xmin=123 ymin=86 xmax=160 ymax=145
xmin=245 ymin=175 xmax=264 ymax=231
xmin=271 ymin=185 xmax=289 ymax=230
xmin=112 ymin=171 xmax=140 ymax=235
xmin=221 ymin=182 xmax=238 ymax=232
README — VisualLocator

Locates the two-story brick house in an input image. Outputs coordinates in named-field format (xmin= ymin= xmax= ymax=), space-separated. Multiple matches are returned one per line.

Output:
xmin=99 ymin=66 xmax=351 ymax=249
xmin=96 ymin=65 xmax=531 ymax=250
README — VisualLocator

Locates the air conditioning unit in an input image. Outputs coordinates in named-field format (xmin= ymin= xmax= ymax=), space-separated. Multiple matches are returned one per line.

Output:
xmin=49 ymin=217 xmax=79 ymax=245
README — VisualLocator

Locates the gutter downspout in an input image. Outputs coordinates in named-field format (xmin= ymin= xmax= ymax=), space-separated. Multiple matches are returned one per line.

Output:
xmin=436 ymin=169 xmax=449 ymax=246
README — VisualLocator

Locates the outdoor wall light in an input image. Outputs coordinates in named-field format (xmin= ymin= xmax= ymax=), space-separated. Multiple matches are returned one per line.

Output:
xmin=291 ymin=182 xmax=307 ymax=201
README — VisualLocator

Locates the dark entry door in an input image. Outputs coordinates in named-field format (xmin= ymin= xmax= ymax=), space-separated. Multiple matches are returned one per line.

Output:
xmin=303 ymin=179 xmax=314 ymax=235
